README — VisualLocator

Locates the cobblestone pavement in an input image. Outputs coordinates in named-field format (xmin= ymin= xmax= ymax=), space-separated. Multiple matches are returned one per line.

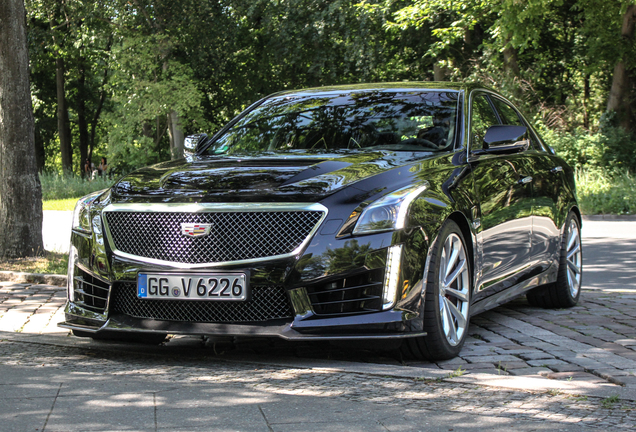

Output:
xmin=3 ymin=282 xmax=635 ymax=389
xmin=2 ymin=282 xmax=636 ymax=429
xmin=2 ymin=331 xmax=636 ymax=430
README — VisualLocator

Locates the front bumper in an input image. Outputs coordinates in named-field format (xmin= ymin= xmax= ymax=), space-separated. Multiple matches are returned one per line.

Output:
xmin=61 ymin=202 xmax=431 ymax=340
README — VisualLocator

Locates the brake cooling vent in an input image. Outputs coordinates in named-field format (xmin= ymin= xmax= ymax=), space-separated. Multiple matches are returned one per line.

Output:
xmin=73 ymin=267 xmax=110 ymax=313
xmin=305 ymin=268 xmax=385 ymax=316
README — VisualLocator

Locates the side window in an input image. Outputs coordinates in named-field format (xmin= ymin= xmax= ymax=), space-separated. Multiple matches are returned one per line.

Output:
xmin=490 ymin=98 xmax=523 ymax=126
xmin=470 ymin=94 xmax=499 ymax=151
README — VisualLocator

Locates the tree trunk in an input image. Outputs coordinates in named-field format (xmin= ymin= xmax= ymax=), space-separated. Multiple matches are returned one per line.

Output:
xmin=434 ymin=62 xmax=449 ymax=81
xmin=89 ymin=56 xmax=111 ymax=164
xmin=56 ymin=56 xmax=73 ymax=171
xmin=583 ymin=73 xmax=591 ymax=129
xmin=606 ymin=5 xmax=636 ymax=131
xmin=0 ymin=0 xmax=44 ymax=258
xmin=503 ymin=44 xmax=520 ymax=77
xmin=77 ymin=58 xmax=89 ymax=177
xmin=167 ymin=110 xmax=184 ymax=159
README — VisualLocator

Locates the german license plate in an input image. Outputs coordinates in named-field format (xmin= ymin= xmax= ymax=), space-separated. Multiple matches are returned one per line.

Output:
xmin=137 ymin=272 xmax=249 ymax=301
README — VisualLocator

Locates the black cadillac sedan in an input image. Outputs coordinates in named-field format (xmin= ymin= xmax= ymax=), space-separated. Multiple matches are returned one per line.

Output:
xmin=60 ymin=82 xmax=582 ymax=360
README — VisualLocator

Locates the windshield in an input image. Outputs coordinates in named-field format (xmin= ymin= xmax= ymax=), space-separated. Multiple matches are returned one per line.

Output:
xmin=205 ymin=90 xmax=460 ymax=155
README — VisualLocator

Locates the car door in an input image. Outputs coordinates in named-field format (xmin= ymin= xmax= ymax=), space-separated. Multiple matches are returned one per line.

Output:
xmin=489 ymin=97 xmax=561 ymax=270
xmin=469 ymin=93 xmax=534 ymax=300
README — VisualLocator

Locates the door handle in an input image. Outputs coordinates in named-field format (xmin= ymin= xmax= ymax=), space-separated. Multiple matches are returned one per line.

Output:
xmin=550 ymin=166 xmax=563 ymax=174
xmin=518 ymin=176 xmax=533 ymax=185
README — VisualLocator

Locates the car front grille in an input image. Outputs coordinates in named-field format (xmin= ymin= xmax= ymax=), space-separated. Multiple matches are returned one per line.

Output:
xmin=305 ymin=269 xmax=385 ymax=316
xmin=111 ymin=282 xmax=295 ymax=323
xmin=103 ymin=210 xmax=324 ymax=264
xmin=73 ymin=267 xmax=110 ymax=313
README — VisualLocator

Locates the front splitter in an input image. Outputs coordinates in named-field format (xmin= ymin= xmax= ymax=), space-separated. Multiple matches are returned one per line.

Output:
xmin=58 ymin=314 xmax=426 ymax=341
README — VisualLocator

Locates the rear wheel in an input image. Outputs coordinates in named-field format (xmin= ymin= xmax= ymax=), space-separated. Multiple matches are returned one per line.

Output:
xmin=401 ymin=220 xmax=471 ymax=360
xmin=527 ymin=212 xmax=582 ymax=308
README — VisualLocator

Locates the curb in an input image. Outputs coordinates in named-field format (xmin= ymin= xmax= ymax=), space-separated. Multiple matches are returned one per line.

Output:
xmin=0 ymin=270 xmax=67 ymax=287
xmin=582 ymin=214 xmax=636 ymax=221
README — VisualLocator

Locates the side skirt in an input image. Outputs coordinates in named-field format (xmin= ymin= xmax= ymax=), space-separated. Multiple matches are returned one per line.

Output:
xmin=470 ymin=262 xmax=558 ymax=316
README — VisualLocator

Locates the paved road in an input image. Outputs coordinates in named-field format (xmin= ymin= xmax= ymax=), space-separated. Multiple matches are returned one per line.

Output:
xmin=582 ymin=221 xmax=636 ymax=292
xmin=5 ymin=332 xmax=631 ymax=432
xmin=42 ymin=210 xmax=72 ymax=253
xmin=1 ymin=214 xmax=630 ymax=430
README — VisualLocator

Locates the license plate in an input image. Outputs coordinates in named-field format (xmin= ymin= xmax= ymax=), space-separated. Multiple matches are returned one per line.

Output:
xmin=137 ymin=272 xmax=249 ymax=301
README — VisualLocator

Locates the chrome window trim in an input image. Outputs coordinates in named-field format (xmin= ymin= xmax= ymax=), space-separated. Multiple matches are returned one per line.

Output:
xmin=102 ymin=202 xmax=328 ymax=269
xmin=466 ymin=88 xmax=542 ymax=159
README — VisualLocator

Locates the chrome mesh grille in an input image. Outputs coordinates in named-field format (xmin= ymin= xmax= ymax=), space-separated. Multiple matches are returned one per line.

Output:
xmin=104 ymin=210 xmax=323 ymax=264
xmin=111 ymin=282 xmax=294 ymax=323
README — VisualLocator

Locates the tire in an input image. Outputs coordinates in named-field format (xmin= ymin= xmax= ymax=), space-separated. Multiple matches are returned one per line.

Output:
xmin=527 ymin=212 xmax=582 ymax=308
xmin=401 ymin=220 xmax=472 ymax=360
xmin=72 ymin=329 xmax=167 ymax=345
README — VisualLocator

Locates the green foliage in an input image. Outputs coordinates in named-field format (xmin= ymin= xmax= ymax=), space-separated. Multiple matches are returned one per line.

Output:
xmin=537 ymin=119 xmax=636 ymax=172
xmin=39 ymin=172 xmax=115 ymax=200
xmin=577 ymin=168 xmax=636 ymax=215
xmin=23 ymin=0 xmax=636 ymax=208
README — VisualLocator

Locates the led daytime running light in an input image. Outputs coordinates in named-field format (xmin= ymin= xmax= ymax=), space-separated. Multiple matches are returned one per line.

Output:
xmin=382 ymin=244 xmax=403 ymax=310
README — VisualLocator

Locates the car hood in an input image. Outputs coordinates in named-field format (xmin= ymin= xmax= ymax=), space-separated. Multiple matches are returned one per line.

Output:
xmin=111 ymin=151 xmax=433 ymax=202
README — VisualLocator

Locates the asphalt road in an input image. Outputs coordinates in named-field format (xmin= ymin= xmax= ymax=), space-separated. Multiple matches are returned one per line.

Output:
xmin=581 ymin=221 xmax=636 ymax=292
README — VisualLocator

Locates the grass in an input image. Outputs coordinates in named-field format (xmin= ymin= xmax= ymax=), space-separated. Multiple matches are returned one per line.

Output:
xmin=446 ymin=367 xmax=466 ymax=378
xmin=43 ymin=198 xmax=79 ymax=211
xmin=40 ymin=171 xmax=114 ymax=201
xmin=39 ymin=172 xmax=116 ymax=211
xmin=601 ymin=395 xmax=620 ymax=409
xmin=0 ymin=251 xmax=68 ymax=275
xmin=577 ymin=168 xmax=636 ymax=215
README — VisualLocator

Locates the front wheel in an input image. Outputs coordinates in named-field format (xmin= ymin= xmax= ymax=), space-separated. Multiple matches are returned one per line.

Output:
xmin=401 ymin=220 xmax=472 ymax=360
xmin=527 ymin=212 xmax=582 ymax=308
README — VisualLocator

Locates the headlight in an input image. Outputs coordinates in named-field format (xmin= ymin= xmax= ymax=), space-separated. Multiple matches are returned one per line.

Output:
xmin=352 ymin=183 xmax=429 ymax=235
xmin=72 ymin=190 xmax=105 ymax=233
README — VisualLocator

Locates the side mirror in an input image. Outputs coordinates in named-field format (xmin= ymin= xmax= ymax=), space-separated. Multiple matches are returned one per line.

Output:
xmin=184 ymin=133 xmax=207 ymax=159
xmin=483 ymin=125 xmax=527 ymax=147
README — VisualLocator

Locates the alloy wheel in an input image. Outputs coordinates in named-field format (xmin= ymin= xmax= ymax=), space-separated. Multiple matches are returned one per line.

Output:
xmin=566 ymin=219 xmax=582 ymax=298
xmin=438 ymin=233 xmax=470 ymax=346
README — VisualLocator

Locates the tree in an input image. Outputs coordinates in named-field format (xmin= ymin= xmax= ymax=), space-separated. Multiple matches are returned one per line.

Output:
xmin=606 ymin=4 xmax=636 ymax=130
xmin=0 ymin=0 xmax=44 ymax=258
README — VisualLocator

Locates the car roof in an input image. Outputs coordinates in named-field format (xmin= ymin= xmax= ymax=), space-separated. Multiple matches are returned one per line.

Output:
xmin=270 ymin=81 xmax=486 ymax=98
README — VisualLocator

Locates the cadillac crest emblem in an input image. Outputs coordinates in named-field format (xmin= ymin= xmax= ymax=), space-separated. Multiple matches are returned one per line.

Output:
xmin=181 ymin=223 xmax=213 ymax=237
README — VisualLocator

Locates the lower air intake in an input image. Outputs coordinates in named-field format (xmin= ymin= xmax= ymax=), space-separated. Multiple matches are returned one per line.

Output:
xmin=110 ymin=282 xmax=294 ymax=323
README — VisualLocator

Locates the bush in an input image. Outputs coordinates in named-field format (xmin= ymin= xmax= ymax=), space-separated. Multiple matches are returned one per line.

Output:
xmin=40 ymin=172 xmax=115 ymax=200
xmin=536 ymin=116 xmax=636 ymax=172
xmin=577 ymin=168 xmax=636 ymax=215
